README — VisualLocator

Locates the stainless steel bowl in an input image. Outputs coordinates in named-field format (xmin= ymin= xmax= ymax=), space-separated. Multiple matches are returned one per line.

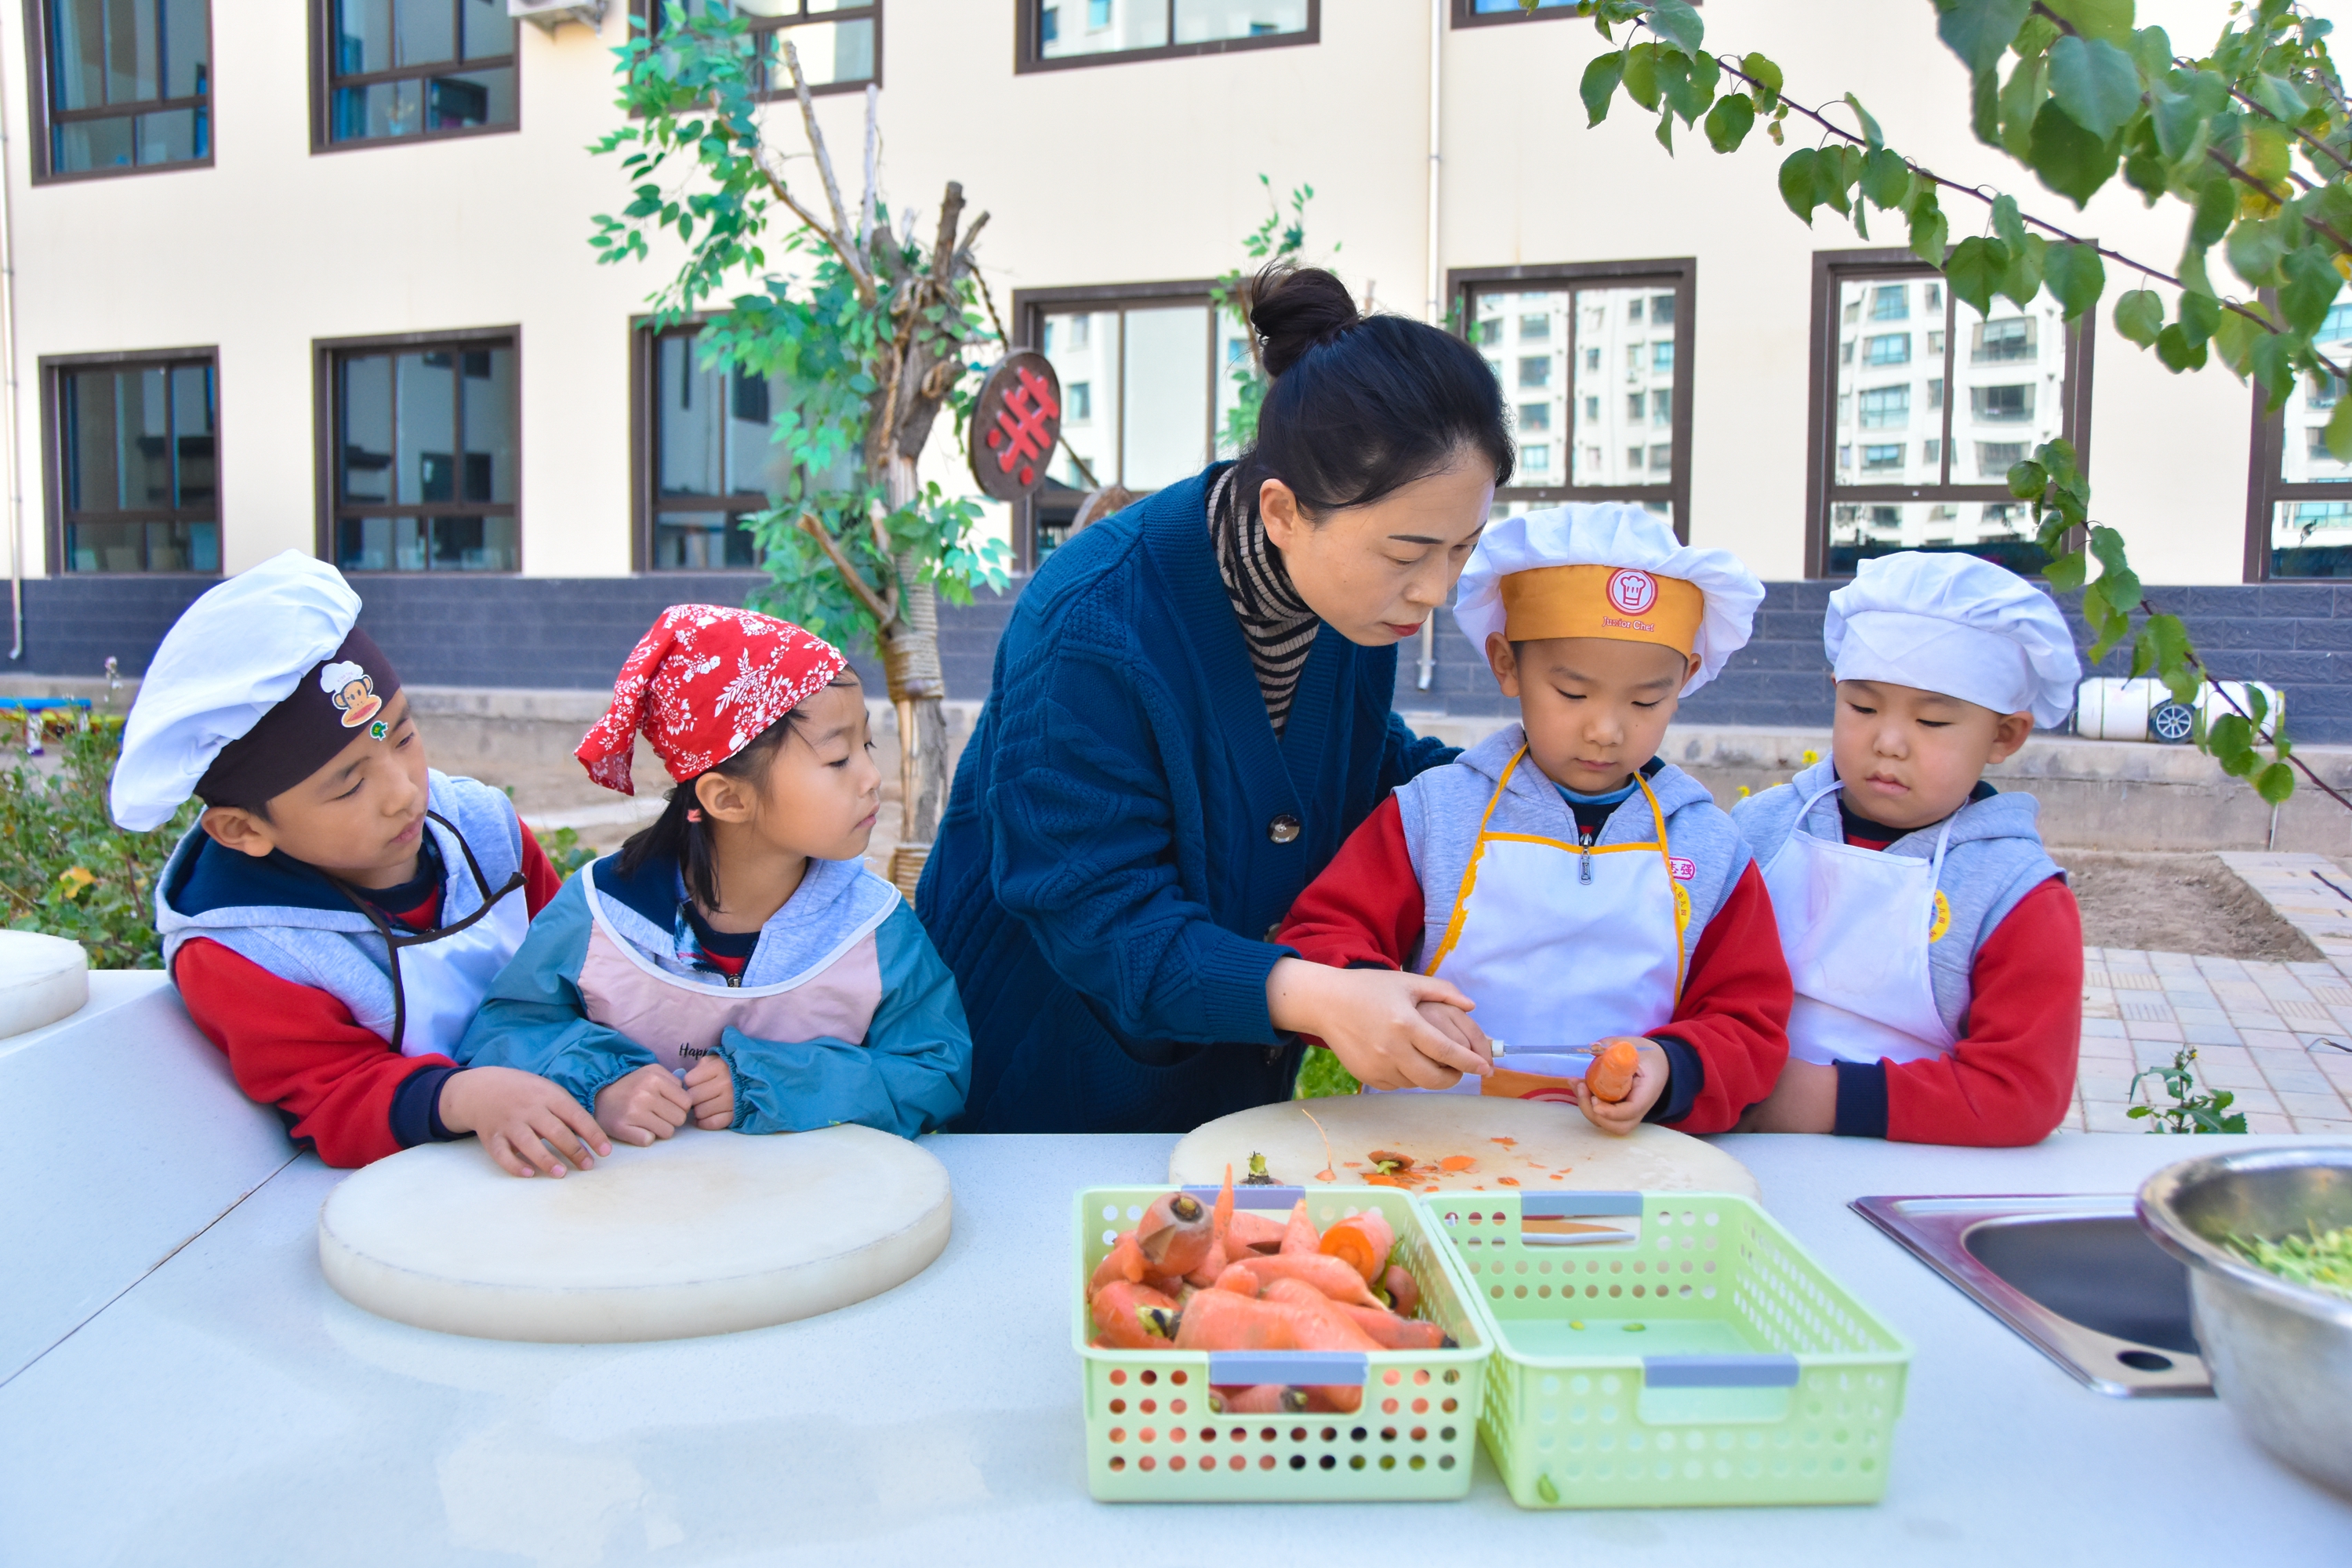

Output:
xmin=2137 ymin=1145 xmax=2352 ymax=1500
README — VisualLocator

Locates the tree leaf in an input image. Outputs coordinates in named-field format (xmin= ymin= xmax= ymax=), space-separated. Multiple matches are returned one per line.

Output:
xmin=2209 ymin=713 xmax=2256 ymax=769
xmin=1999 ymin=234 xmax=2049 ymax=308
xmin=1814 ymin=145 xmax=1854 ymax=216
xmin=1998 ymin=53 xmax=2049 ymax=162
xmin=1844 ymin=93 xmax=1884 ymax=151
xmin=2044 ymin=546 xmax=2088 ymax=592
xmin=2154 ymin=321 xmax=2209 ymax=370
xmin=2279 ymin=245 xmax=2344 ymax=336
xmin=2176 ymin=289 xmax=2222 ymax=347
xmin=1646 ymin=0 xmax=1705 ymax=56
xmin=1991 ymin=193 xmax=2031 ymax=252
xmin=2047 ymin=34 xmax=2143 ymax=140
xmin=2327 ymin=396 xmax=2352 ymax=463
xmin=1861 ymin=147 xmax=1914 ymax=209
xmin=2008 ymin=458 xmax=2049 ymax=498
xmin=1936 ymin=0 xmax=2034 ymax=77
xmin=1973 ymin=66 xmax=2002 ymax=147
xmin=1622 ymin=42 xmax=1660 ymax=111
xmin=1778 ymin=147 xmax=1820 ymax=223
xmin=2254 ymin=760 xmax=2297 ymax=807
xmin=1580 ymin=51 xmax=1624 ymax=127
xmin=1656 ymin=107 xmax=1676 ymax=153
xmin=2129 ymin=23 xmax=2172 ymax=76
xmin=2212 ymin=303 xmax=2263 ymax=378
xmin=2186 ymin=176 xmax=2235 ymax=249
xmin=2148 ymin=85 xmax=2210 ymax=167
xmin=2249 ymin=72 xmax=2309 ymax=124
xmin=1907 ymin=189 xmax=1950 ymax=265
xmin=2089 ymin=525 xmax=2142 ymax=613
xmin=2028 ymin=100 xmax=2118 ymax=207
xmin=2226 ymin=216 xmax=2288 ymax=288
xmin=1944 ymin=235 xmax=2009 ymax=315
xmin=2042 ymin=0 xmax=2137 ymax=45
xmin=2117 ymin=291 xmax=2164 ymax=350
xmin=2043 ymin=241 xmax=2107 ymax=318
xmin=1741 ymin=52 xmax=1783 ymax=111
xmin=2252 ymin=331 xmax=2298 ymax=411
xmin=1704 ymin=91 xmax=1756 ymax=153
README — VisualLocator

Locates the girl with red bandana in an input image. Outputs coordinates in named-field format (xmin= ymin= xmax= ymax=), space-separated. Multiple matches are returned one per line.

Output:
xmin=457 ymin=605 xmax=972 ymax=1144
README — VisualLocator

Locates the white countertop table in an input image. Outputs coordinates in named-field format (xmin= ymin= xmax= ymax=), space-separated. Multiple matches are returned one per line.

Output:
xmin=3 ymin=977 xmax=2347 ymax=1566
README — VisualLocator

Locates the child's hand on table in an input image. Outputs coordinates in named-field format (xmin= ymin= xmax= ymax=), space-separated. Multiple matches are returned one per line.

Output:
xmin=438 ymin=1065 xmax=614 ymax=1178
xmin=1735 ymin=1058 xmax=1838 ymax=1133
xmin=594 ymin=1063 xmax=693 ymax=1146
xmin=683 ymin=1054 xmax=735 ymax=1130
xmin=1573 ymin=1039 xmax=1671 ymax=1136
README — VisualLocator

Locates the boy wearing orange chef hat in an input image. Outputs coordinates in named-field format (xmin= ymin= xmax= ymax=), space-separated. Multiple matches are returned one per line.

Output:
xmin=1277 ymin=504 xmax=1791 ymax=1134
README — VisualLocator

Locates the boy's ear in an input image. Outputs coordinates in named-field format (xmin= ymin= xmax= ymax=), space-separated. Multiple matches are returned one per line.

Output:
xmin=1987 ymin=710 xmax=2035 ymax=764
xmin=199 ymin=805 xmax=276 ymax=860
xmin=1485 ymin=632 xmax=1520 ymax=697
xmin=694 ymin=768 xmax=759 ymax=824
xmin=1683 ymin=652 xmax=1701 ymax=688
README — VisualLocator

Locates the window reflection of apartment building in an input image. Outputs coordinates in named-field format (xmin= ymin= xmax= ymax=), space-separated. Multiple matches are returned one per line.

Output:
xmin=2263 ymin=302 xmax=2352 ymax=575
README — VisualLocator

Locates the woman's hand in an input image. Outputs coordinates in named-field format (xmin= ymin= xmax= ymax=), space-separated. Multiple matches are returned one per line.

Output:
xmin=1736 ymin=1058 xmax=1838 ymax=1134
xmin=437 ymin=1065 xmax=613 ymax=1178
xmin=1574 ymin=1040 xmax=1671 ymax=1137
xmin=593 ymin=1064 xmax=693 ymax=1146
xmin=1266 ymin=959 xmax=1494 ymax=1091
xmin=683 ymin=1054 xmax=735 ymax=1130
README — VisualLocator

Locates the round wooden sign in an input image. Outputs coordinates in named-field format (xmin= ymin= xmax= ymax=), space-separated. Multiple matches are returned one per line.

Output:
xmin=970 ymin=351 xmax=1062 ymax=500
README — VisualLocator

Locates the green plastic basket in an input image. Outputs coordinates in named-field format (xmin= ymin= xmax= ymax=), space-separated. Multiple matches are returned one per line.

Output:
xmin=1428 ymin=1190 xmax=1912 ymax=1508
xmin=1074 ymin=1185 xmax=1492 ymax=1501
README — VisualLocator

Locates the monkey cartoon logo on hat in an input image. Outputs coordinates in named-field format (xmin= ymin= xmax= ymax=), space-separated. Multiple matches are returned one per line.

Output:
xmin=320 ymin=659 xmax=385 ymax=732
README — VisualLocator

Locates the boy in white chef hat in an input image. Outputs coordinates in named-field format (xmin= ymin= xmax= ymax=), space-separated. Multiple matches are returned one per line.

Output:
xmin=1730 ymin=550 xmax=2083 ymax=1145
xmin=112 ymin=551 xmax=608 ymax=1176
xmin=1279 ymin=503 xmax=1792 ymax=1134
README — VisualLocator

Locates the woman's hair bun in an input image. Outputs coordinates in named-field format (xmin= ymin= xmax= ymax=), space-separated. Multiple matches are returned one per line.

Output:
xmin=1246 ymin=263 xmax=1361 ymax=379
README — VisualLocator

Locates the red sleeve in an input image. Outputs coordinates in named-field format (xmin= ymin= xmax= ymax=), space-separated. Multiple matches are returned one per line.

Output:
xmin=172 ymin=937 xmax=456 ymax=1168
xmin=1655 ymin=861 xmax=1794 ymax=1134
xmin=1883 ymin=876 xmax=2081 ymax=1146
xmin=518 ymin=822 xmax=564 ymax=915
xmin=1274 ymin=795 xmax=1425 ymax=971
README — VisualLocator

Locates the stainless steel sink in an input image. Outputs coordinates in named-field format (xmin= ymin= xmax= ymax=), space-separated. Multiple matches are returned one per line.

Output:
xmin=1853 ymin=1195 xmax=2212 ymax=1397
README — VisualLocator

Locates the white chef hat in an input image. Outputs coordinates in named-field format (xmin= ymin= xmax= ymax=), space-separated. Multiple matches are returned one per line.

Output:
xmin=1454 ymin=503 xmax=1765 ymax=695
xmin=111 ymin=552 xmax=384 ymax=831
xmin=1825 ymin=552 xmax=2082 ymax=728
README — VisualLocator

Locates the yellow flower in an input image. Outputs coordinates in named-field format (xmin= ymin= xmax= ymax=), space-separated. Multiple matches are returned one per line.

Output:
xmin=1735 ymin=784 xmax=1752 ymax=799
xmin=56 ymin=866 xmax=94 ymax=899
xmin=1800 ymin=748 xmax=1820 ymax=766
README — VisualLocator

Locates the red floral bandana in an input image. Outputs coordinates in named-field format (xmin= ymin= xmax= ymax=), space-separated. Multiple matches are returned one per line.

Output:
xmin=575 ymin=605 xmax=848 ymax=795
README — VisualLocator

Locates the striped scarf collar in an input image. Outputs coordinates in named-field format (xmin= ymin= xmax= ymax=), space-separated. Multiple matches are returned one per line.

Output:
xmin=1207 ymin=468 xmax=1319 ymax=737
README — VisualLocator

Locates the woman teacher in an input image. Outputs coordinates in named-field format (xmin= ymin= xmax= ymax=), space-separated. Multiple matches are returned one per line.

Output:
xmin=918 ymin=266 xmax=1512 ymax=1133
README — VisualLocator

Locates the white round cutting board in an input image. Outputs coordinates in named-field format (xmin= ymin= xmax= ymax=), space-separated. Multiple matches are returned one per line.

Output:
xmin=319 ymin=1123 xmax=951 ymax=1342
xmin=1169 ymin=1094 xmax=1760 ymax=1201
xmin=0 ymin=930 xmax=88 ymax=1040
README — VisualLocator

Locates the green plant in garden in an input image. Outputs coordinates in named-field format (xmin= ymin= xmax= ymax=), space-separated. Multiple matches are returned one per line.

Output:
xmin=1552 ymin=0 xmax=2350 ymax=808
xmin=2128 ymin=1045 xmax=2250 ymax=1131
xmin=590 ymin=3 xmax=1007 ymax=880
xmin=1210 ymin=176 xmax=1338 ymax=456
xmin=532 ymin=826 xmax=598 ymax=879
xmin=2 ymin=718 xmax=193 ymax=969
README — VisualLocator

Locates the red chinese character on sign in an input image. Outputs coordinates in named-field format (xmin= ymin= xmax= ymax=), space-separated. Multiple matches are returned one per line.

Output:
xmin=985 ymin=365 xmax=1059 ymax=488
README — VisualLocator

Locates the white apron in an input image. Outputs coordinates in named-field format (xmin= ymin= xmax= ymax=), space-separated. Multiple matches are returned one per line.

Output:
xmin=1387 ymin=746 xmax=1687 ymax=1099
xmin=1762 ymin=781 xmax=1958 ymax=1067
xmin=332 ymin=812 xmax=531 ymax=1058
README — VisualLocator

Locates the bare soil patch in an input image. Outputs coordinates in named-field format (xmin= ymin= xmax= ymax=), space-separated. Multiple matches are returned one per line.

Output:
xmin=2064 ymin=851 xmax=2321 ymax=960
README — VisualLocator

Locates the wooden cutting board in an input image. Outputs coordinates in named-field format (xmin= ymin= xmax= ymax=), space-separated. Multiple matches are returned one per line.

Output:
xmin=319 ymin=1123 xmax=950 ymax=1342
xmin=1168 ymin=1094 xmax=1761 ymax=1201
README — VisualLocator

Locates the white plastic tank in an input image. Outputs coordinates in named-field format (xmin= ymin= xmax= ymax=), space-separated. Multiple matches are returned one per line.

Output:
xmin=0 ymin=931 xmax=89 ymax=1039
xmin=2074 ymin=677 xmax=2283 ymax=742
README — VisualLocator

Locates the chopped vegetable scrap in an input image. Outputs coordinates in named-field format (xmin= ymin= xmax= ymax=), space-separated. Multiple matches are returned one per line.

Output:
xmin=1438 ymin=1155 xmax=1477 ymax=1172
xmin=1243 ymin=1152 xmax=1279 ymax=1186
xmin=1086 ymin=1167 xmax=1456 ymax=1406
xmin=2226 ymin=1223 xmax=2352 ymax=1300
xmin=1497 ymin=1177 xmax=1519 ymax=1187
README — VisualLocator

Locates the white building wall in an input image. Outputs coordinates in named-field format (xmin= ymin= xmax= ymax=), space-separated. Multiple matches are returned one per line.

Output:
xmin=0 ymin=0 xmax=2262 ymax=585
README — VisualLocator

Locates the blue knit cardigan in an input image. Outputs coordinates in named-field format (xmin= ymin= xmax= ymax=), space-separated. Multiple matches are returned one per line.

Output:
xmin=916 ymin=464 xmax=1457 ymax=1133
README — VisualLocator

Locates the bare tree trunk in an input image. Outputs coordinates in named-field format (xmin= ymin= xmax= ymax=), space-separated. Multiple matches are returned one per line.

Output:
xmin=876 ymin=452 xmax=949 ymax=900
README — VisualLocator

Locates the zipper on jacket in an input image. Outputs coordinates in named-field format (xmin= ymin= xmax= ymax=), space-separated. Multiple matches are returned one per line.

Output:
xmin=1580 ymin=842 xmax=1593 ymax=884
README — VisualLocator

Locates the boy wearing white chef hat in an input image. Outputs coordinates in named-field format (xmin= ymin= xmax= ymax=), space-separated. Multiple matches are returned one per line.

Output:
xmin=1730 ymin=550 xmax=2083 ymax=1145
xmin=1279 ymin=503 xmax=1792 ymax=1134
xmin=112 ymin=551 xmax=608 ymax=1177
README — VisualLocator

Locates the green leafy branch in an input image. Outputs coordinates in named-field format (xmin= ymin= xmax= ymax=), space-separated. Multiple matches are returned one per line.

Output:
xmin=1208 ymin=175 xmax=1336 ymax=455
xmin=2128 ymin=1045 xmax=2249 ymax=1132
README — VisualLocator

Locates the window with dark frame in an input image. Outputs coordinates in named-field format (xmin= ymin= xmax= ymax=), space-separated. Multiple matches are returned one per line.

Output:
xmin=323 ymin=333 xmax=517 ymax=572
xmin=1010 ymin=280 xmax=1232 ymax=570
xmin=634 ymin=320 xmax=851 ymax=572
xmin=29 ymin=0 xmax=212 ymax=180
xmin=315 ymin=0 xmax=517 ymax=148
xmin=1019 ymin=0 xmax=1314 ymax=71
xmin=46 ymin=350 xmax=218 ymax=573
xmin=1449 ymin=261 xmax=1696 ymax=539
xmin=2247 ymin=299 xmax=2352 ymax=578
xmin=635 ymin=1 xmax=879 ymax=96
xmin=1451 ymin=0 xmax=1628 ymax=25
xmin=1808 ymin=251 xmax=2091 ymax=578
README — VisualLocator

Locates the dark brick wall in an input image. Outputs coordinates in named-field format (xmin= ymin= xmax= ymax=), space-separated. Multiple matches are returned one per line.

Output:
xmin=21 ymin=572 xmax=2352 ymax=741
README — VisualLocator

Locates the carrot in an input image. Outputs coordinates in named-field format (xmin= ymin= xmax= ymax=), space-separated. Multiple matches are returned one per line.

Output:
xmin=1261 ymin=1279 xmax=1386 ymax=1351
xmin=1232 ymin=1252 xmax=1386 ymax=1308
xmin=1438 ymin=1155 xmax=1477 ymax=1172
xmin=1279 ymin=1198 xmax=1320 ymax=1256
xmin=1323 ymin=1298 xmax=1451 ymax=1351
xmin=1183 ymin=1239 xmax=1231 ymax=1289
xmin=1136 ymin=1190 xmax=1218 ymax=1276
xmin=1225 ymin=1210 xmax=1288 ymax=1254
xmin=1319 ymin=1208 xmax=1396 ymax=1284
xmin=1210 ymin=1385 xmax=1301 ymax=1414
xmin=1090 ymin=1281 xmax=1180 ymax=1349
xmin=1381 ymin=1264 xmax=1421 ymax=1318
xmin=1298 ymin=1386 xmax=1365 ymax=1415
xmin=1212 ymin=1163 xmax=1236 ymax=1243
xmin=1172 ymin=1288 xmax=1300 ymax=1352
xmin=1213 ymin=1261 xmax=1263 ymax=1296
xmin=1586 ymin=1037 xmax=1642 ymax=1103
xmin=1089 ymin=1232 xmax=1145 ymax=1295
